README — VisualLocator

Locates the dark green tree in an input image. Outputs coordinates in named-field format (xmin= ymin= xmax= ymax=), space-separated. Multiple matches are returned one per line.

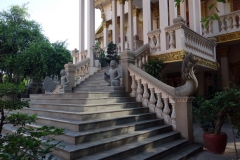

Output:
xmin=0 ymin=4 xmax=72 ymax=83
xmin=0 ymin=83 xmax=64 ymax=159
xmin=106 ymin=41 xmax=118 ymax=64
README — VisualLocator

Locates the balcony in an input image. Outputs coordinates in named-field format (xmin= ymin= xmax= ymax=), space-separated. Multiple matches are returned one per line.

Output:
xmin=202 ymin=10 xmax=240 ymax=44
xmin=147 ymin=17 xmax=218 ymax=70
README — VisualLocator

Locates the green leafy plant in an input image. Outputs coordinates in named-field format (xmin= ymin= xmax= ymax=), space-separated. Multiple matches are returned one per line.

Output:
xmin=175 ymin=0 xmax=227 ymax=27
xmin=197 ymin=85 xmax=240 ymax=137
xmin=0 ymin=83 xmax=64 ymax=159
xmin=143 ymin=58 xmax=164 ymax=80
xmin=99 ymin=49 xmax=107 ymax=67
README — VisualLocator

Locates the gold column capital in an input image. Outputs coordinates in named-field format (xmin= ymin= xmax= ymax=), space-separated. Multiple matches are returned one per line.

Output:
xmin=118 ymin=0 xmax=125 ymax=5
xmin=133 ymin=6 xmax=141 ymax=17
xmin=103 ymin=21 xmax=110 ymax=28
xmin=217 ymin=46 xmax=229 ymax=57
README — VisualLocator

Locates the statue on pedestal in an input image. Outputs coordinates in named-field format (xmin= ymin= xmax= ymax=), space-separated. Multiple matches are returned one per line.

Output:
xmin=59 ymin=69 xmax=72 ymax=93
xmin=104 ymin=60 xmax=122 ymax=86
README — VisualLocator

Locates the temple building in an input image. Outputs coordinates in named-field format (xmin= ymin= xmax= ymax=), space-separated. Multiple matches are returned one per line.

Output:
xmin=72 ymin=0 xmax=240 ymax=95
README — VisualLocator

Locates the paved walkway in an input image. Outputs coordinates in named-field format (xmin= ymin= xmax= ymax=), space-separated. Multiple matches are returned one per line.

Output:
xmin=190 ymin=123 xmax=240 ymax=160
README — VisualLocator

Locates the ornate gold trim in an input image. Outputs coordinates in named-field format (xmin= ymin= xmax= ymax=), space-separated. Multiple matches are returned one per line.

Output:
xmin=228 ymin=0 xmax=233 ymax=12
xmin=215 ymin=31 xmax=240 ymax=43
xmin=102 ymin=21 xmax=110 ymax=28
xmin=149 ymin=50 xmax=186 ymax=63
xmin=149 ymin=50 xmax=220 ymax=70
xmin=201 ymin=1 xmax=207 ymax=18
xmin=95 ymin=0 xmax=108 ymax=7
xmin=133 ymin=6 xmax=141 ymax=17
xmin=118 ymin=0 xmax=125 ymax=5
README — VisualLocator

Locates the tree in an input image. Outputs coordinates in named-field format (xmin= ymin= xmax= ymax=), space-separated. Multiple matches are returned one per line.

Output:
xmin=174 ymin=0 xmax=226 ymax=27
xmin=0 ymin=4 xmax=72 ymax=83
xmin=106 ymin=41 xmax=118 ymax=64
xmin=0 ymin=83 xmax=64 ymax=159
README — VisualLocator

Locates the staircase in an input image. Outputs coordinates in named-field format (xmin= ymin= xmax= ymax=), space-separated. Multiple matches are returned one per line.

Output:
xmin=3 ymin=66 xmax=202 ymax=160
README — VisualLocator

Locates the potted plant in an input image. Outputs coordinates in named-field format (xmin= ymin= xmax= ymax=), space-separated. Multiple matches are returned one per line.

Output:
xmin=197 ymin=85 xmax=240 ymax=154
xmin=99 ymin=49 xmax=107 ymax=67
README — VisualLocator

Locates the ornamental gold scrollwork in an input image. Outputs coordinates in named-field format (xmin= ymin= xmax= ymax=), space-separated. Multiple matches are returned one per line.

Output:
xmin=149 ymin=50 xmax=219 ymax=70
xmin=215 ymin=31 xmax=240 ymax=43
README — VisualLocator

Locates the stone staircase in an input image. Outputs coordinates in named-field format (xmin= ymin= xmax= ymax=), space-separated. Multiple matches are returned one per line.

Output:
xmin=3 ymin=66 xmax=202 ymax=160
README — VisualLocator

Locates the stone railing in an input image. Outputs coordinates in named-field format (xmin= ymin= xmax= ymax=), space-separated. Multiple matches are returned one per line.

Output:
xmin=164 ymin=18 xmax=217 ymax=61
xmin=147 ymin=29 xmax=161 ymax=53
xmin=121 ymin=49 xmax=196 ymax=143
xmin=134 ymin=44 xmax=150 ymax=69
xmin=80 ymin=50 xmax=87 ymax=61
xmin=75 ymin=58 xmax=90 ymax=84
xmin=203 ymin=10 xmax=240 ymax=37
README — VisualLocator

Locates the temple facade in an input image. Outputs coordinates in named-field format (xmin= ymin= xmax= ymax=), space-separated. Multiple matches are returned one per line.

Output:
xmin=72 ymin=0 xmax=240 ymax=95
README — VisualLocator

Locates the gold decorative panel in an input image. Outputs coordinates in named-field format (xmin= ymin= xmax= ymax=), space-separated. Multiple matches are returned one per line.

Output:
xmin=215 ymin=31 xmax=240 ymax=43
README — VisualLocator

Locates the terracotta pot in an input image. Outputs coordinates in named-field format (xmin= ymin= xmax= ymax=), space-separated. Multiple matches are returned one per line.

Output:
xmin=203 ymin=132 xmax=228 ymax=154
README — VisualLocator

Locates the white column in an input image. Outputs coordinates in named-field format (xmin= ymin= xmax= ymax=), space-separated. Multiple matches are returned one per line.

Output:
xmin=112 ymin=0 xmax=118 ymax=44
xmin=87 ymin=0 xmax=95 ymax=67
xmin=128 ymin=0 xmax=133 ymax=50
xmin=180 ymin=0 xmax=186 ymax=21
xmin=159 ymin=0 xmax=169 ymax=51
xmin=142 ymin=0 xmax=152 ymax=45
xmin=103 ymin=21 xmax=109 ymax=47
xmin=79 ymin=0 xmax=85 ymax=61
xmin=119 ymin=0 xmax=125 ymax=51
xmin=169 ymin=0 xmax=177 ymax=25
xmin=188 ymin=0 xmax=202 ymax=34
xmin=133 ymin=7 xmax=139 ymax=36
xmin=218 ymin=2 xmax=226 ymax=16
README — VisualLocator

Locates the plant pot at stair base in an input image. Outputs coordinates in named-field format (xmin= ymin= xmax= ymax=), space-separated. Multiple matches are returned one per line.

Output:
xmin=203 ymin=132 xmax=227 ymax=154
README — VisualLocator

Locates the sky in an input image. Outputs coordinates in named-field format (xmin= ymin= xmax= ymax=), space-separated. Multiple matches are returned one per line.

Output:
xmin=0 ymin=0 xmax=102 ymax=50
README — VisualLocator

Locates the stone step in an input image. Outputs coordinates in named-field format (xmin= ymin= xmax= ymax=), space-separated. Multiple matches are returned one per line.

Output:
xmin=161 ymin=143 xmax=203 ymax=160
xmin=25 ymin=119 xmax=167 ymax=145
xmin=30 ymin=97 xmax=135 ymax=104
xmin=73 ymin=131 xmax=182 ymax=160
xmin=73 ymin=89 xmax=126 ymax=93
xmin=30 ymin=92 xmax=129 ymax=99
xmin=19 ymin=107 xmax=149 ymax=121
xmin=29 ymin=102 xmax=142 ymax=112
xmin=35 ymin=113 xmax=156 ymax=132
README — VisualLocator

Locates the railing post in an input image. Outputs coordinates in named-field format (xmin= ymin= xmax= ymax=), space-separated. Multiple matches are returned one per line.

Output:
xmin=120 ymin=50 xmax=135 ymax=92
xmin=173 ymin=97 xmax=194 ymax=143
xmin=64 ymin=62 xmax=76 ymax=90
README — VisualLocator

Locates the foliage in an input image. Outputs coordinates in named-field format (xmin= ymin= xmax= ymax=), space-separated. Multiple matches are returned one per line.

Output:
xmin=0 ymin=4 xmax=71 ymax=83
xmin=196 ymin=85 xmax=240 ymax=137
xmin=174 ymin=0 xmax=226 ymax=27
xmin=0 ymin=83 xmax=64 ymax=159
xmin=143 ymin=58 xmax=164 ymax=80
xmin=106 ymin=41 xmax=118 ymax=64
xmin=205 ymin=73 xmax=222 ymax=99
xmin=99 ymin=49 xmax=107 ymax=67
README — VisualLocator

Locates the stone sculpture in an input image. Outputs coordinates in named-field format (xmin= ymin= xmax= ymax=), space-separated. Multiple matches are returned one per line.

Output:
xmin=59 ymin=69 xmax=72 ymax=93
xmin=43 ymin=77 xmax=58 ymax=94
xmin=104 ymin=60 xmax=122 ymax=86
xmin=175 ymin=53 xmax=198 ymax=96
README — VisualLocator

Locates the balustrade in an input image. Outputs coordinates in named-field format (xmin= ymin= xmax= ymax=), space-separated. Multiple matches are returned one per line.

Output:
xmin=203 ymin=10 xmax=240 ymax=37
xmin=75 ymin=58 xmax=90 ymax=85
xmin=128 ymin=64 xmax=176 ymax=129
xmin=147 ymin=29 xmax=161 ymax=53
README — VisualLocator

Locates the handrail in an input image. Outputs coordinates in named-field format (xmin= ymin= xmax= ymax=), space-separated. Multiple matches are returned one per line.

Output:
xmin=75 ymin=58 xmax=91 ymax=84
xmin=134 ymin=44 xmax=150 ymax=69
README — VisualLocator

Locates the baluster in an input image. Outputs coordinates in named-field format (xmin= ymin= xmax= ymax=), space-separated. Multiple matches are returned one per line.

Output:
xmin=130 ymin=75 xmax=137 ymax=97
xmin=233 ymin=14 xmax=237 ymax=30
xmin=142 ymin=83 xmax=149 ymax=107
xmin=149 ymin=88 xmax=156 ymax=112
xmin=163 ymin=98 xmax=171 ymax=124
xmin=171 ymin=102 xmax=176 ymax=130
xmin=135 ymin=58 xmax=138 ymax=68
xmin=203 ymin=25 xmax=208 ymax=36
xmin=136 ymin=79 xmax=143 ymax=102
xmin=220 ymin=17 xmax=225 ymax=32
xmin=169 ymin=31 xmax=175 ymax=49
xmin=155 ymin=34 xmax=161 ymax=51
xmin=155 ymin=93 xmax=164 ymax=118
xmin=225 ymin=15 xmax=232 ymax=31
xmin=142 ymin=54 xmax=146 ymax=67
xmin=209 ymin=21 xmax=213 ymax=34
xmin=150 ymin=35 xmax=156 ymax=53
xmin=145 ymin=54 xmax=148 ymax=62
xmin=138 ymin=56 xmax=143 ymax=69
